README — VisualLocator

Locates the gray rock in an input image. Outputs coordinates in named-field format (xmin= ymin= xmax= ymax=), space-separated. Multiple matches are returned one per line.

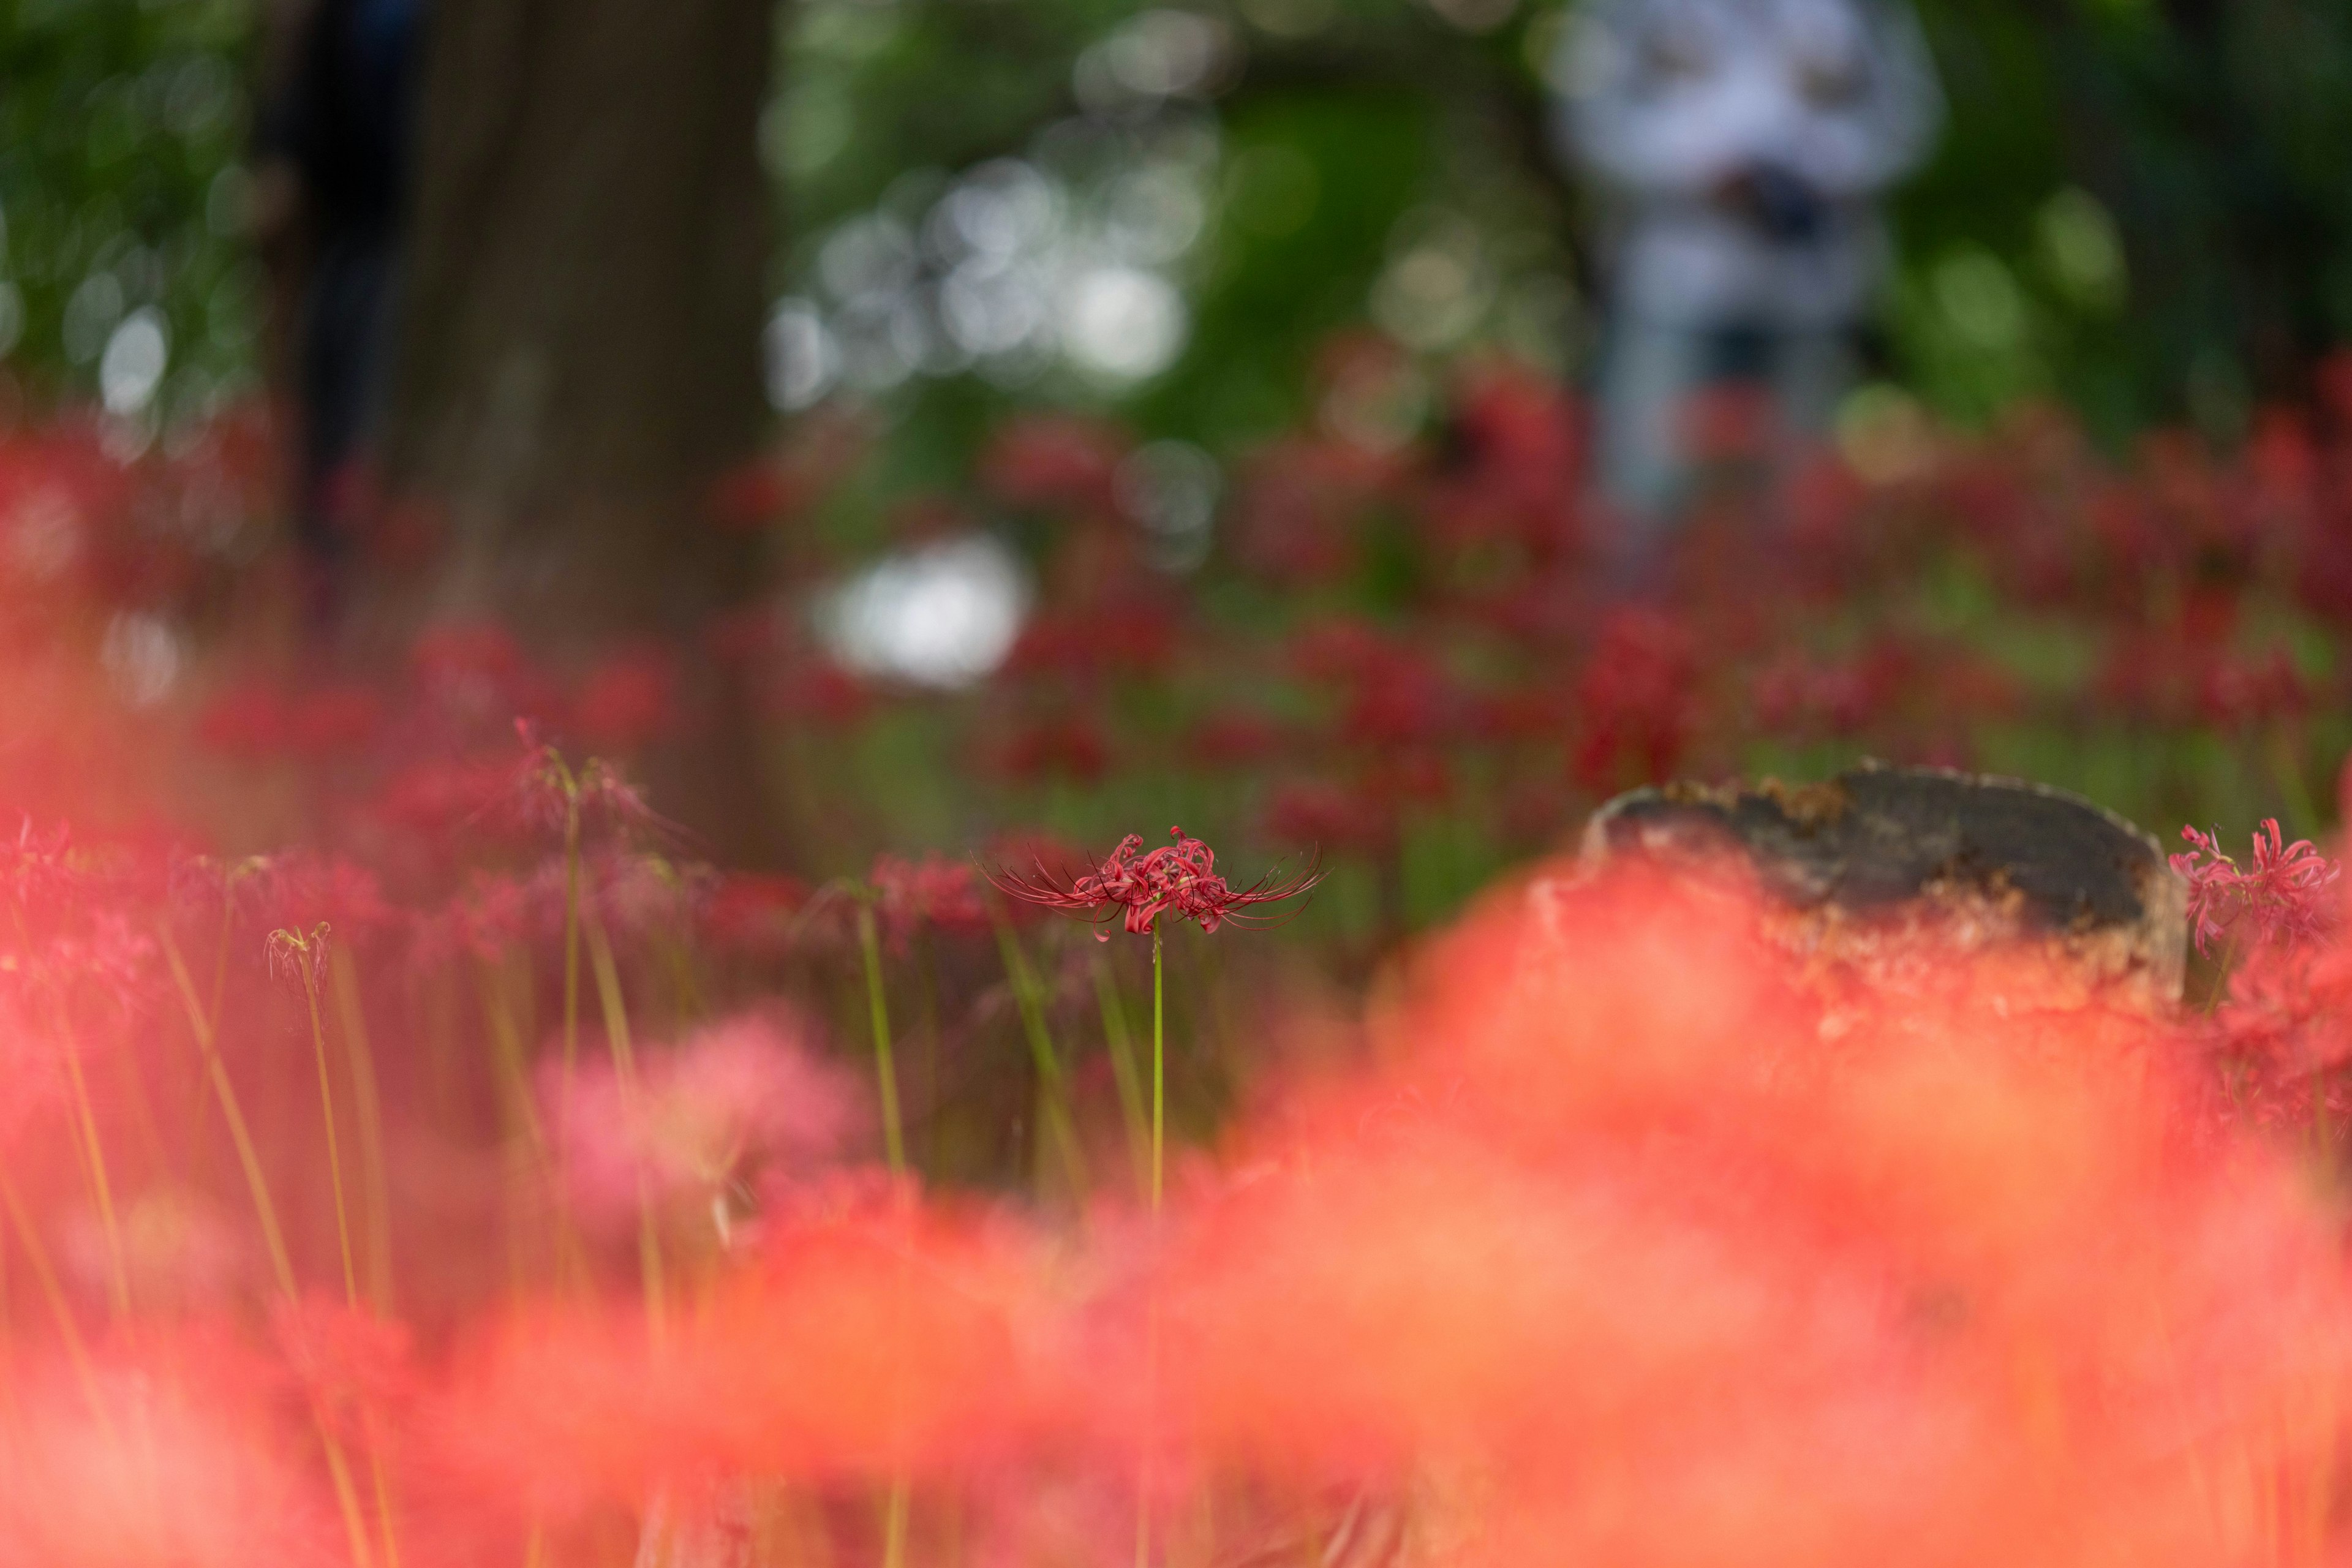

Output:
xmin=1584 ymin=761 xmax=2187 ymax=1001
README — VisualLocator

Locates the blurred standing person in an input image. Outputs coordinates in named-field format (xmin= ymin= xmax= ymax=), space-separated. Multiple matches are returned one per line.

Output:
xmin=251 ymin=0 xmax=423 ymax=625
xmin=1554 ymin=0 xmax=1942 ymax=556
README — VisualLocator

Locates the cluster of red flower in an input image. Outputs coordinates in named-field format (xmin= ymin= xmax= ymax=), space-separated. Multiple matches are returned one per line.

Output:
xmin=993 ymin=826 xmax=1321 ymax=940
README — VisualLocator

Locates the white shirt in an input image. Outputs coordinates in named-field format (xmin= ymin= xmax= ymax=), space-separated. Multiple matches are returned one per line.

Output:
xmin=1556 ymin=0 xmax=1943 ymax=328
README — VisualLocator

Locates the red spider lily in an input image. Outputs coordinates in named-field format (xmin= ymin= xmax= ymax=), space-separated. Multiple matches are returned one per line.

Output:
xmin=705 ymin=459 xmax=789 ymax=532
xmin=706 ymin=407 xmax=870 ymax=535
xmin=415 ymin=870 xmax=535 ymax=963
xmin=774 ymin=660 xmax=873 ymax=729
xmin=698 ymin=871 xmax=832 ymax=961
xmin=1570 ymin=607 xmax=1700 ymax=794
xmin=242 ymin=853 xmax=400 ymax=947
xmin=0 ymin=816 xmax=86 ymax=917
xmin=867 ymin=853 xmax=992 ymax=949
xmin=274 ymin=684 xmax=385 ymax=761
xmin=194 ymin=681 xmax=296 ymax=760
xmin=270 ymin=1292 xmax=417 ymax=1442
xmin=2172 ymin=820 xmax=2342 ymax=957
xmin=1283 ymin=618 xmax=1473 ymax=753
xmin=5 ymin=905 xmax=159 ymax=1003
xmin=408 ymin=622 xmax=562 ymax=737
xmin=991 ymin=826 xmax=1321 ymax=940
xmin=2186 ymin=940 xmax=2352 ymax=1133
xmin=547 ymin=1011 xmax=858 ymax=1231
xmin=990 ymin=712 xmax=1114 ymax=785
xmin=1003 ymin=606 xmax=1179 ymax=682
xmin=980 ymin=412 xmax=1131 ymax=519
xmin=1229 ymin=437 xmax=1399 ymax=588
xmin=2196 ymin=647 xmax=2312 ymax=731
xmin=569 ymin=645 xmax=678 ymax=753
xmin=1748 ymin=649 xmax=1887 ymax=738
xmin=578 ymin=850 xmax=708 ymax=946
xmin=1419 ymin=361 xmax=1585 ymax=570
xmin=1186 ymin=707 xmax=1289 ymax=770
xmin=500 ymin=722 xmax=668 ymax=845
xmin=1264 ymin=777 xmax=1398 ymax=859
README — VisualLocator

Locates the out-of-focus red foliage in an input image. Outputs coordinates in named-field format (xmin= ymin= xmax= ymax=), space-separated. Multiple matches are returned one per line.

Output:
xmin=11 ymin=355 xmax=2352 ymax=1566
xmin=980 ymin=415 xmax=1130 ymax=520
xmin=397 ymin=861 xmax=2352 ymax=1565
xmin=0 ymin=1350 xmax=344 ymax=1567
xmin=1570 ymin=606 xmax=1699 ymax=793
xmin=549 ymin=1010 xmax=860 ymax=1229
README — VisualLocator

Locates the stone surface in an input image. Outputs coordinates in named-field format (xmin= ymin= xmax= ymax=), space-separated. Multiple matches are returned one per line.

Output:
xmin=1584 ymin=761 xmax=2187 ymax=1003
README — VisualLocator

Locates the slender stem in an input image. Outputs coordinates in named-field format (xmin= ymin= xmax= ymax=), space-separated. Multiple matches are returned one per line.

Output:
xmin=561 ymin=799 xmax=582 ymax=1077
xmin=55 ymin=1014 xmax=130 ymax=1322
xmin=319 ymin=1421 xmax=377 ymax=1568
xmin=1134 ymin=1468 xmax=1152 ymax=1568
xmin=1151 ymin=925 xmax=1164 ymax=1215
xmin=882 ymin=1477 xmax=912 ymax=1568
xmin=2206 ymin=930 xmax=2244 ymax=1017
xmin=476 ymin=957 xmax=543 ymax=1156
xmin=858 ymin=895 xmax=913 ymax=1568
xmin=0 ymin=1170 xmax=104 ymax=1422
xmin=917 ymin=931 xmax=944 ymax=1174
xmin=1137 ymin=922 xmax=1167 ymax=1568
xmin=856 ymin=904 xmax=906 ymax=1176
xmin=206 ymin=891 xmax=234 ymax=1046
xmin=586 ymin=911 xmax=666 ymax=1340
xmin=160 ymin=925 xmax=296 ymax=1298
xmin=586 ymin=913 xmax=638 ymax=1081
xmin=1091 ymin=949 xmax=1152 ymax=1197
xmin=993 ymin=914 xmax=1087 ymax=1195
xmin=170 ymin=930 xmax=393 ymax=1567
xmin=369 ymin=1442 xmax=402 ymax=1568
xmin=331 ymin=948 xmax=394 ymax=1312
xmin=298 ymin=948 xmax=361 ymax=1307
xmin=15 ymin=910 xmax=127 ymax=1320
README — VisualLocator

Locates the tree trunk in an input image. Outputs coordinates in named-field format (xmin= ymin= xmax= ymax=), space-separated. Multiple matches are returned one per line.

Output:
xmin=382 ymin=0 xmax=781 ymax=859
xmin=384 ymin=0 xmax=769 ymax=639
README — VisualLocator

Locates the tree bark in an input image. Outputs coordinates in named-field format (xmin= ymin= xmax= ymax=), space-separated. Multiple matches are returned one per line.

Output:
xmin=384 ymin=0 xmax=771 ymax=644
xmin=382 ymin=0 xmax=781 ymax=861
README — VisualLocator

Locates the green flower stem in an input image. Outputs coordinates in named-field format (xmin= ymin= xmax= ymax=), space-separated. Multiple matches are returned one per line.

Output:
xmin=561 ymin=794 xmax=583 ymax=1077
xmin=1136 ymin=921 xmax=1167 ymax=1568
xmin=857 ymin=896 xmax=911 ymax=1568
xmin=292 ymin=939 xmax=361 ymax=1308
xmin=1152 ymin=925 xmax=1164 ymax=1214
xmin=856 ymin=902 xmax=906 ymax=1176
xmin=993 ymin=913 xmax=1088 ymax=1195
xmin=587 ymin=911 xmax=667 ymax=1341
xmin=159 ymin=924 xmax=296 ymax=1298
xmin=330 ymin=947 xmax=394 ymax=1313
xmin=1091 ymin=949 xmax=1151 ymax=1197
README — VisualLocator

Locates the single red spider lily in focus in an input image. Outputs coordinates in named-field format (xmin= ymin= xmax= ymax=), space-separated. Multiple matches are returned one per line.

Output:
xmin=988 ymin=826 xmax=1322 ymax=941
xmin=985 ymin=821 xmax=1320 ymax=1566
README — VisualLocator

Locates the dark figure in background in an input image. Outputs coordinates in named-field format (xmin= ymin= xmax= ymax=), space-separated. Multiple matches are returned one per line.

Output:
xmin=252 ymin=0 xmax=423 ymax=625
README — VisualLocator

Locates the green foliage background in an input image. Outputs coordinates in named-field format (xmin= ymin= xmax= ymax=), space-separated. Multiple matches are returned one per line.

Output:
xmin=8 ymin=0 xmax=2352 ymax=453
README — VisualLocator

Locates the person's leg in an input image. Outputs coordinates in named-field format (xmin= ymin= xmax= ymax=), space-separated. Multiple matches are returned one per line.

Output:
xmin=1770 ymin=324 xmax=1860 ymax=450
xmin=1594 ymin=314 xmax=1709 ymax=580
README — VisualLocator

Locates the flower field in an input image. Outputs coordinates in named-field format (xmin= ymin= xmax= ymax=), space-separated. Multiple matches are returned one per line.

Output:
xmin=2 ymin=355 xmax=2352 ymax=1564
